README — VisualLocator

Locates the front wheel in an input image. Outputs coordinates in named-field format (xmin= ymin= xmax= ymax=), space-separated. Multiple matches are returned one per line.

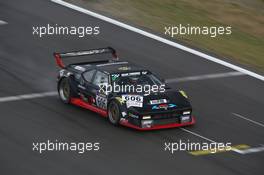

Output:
xmin=108 ymin=100 xmax=121 ymax=125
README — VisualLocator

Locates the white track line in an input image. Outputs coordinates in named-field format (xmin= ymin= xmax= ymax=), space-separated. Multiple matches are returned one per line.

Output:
xmin=51 ymin=0 xmax=264 ymax=81
xmin=180 ymin=128 xmax=244 ymax=154
xmin=0 ymin=93 xmax=260 ymax=155
xmin=0 ymin=91 xmax=57 ymax=103
xmin=232 ymin=113 xmax=264 ymax=128
xmin=234 ymin=145 xmax=264 ymax=155
xmin=166 ymin=71 xmax=244 ymax=83
xmin=0 ymin=72 xmax=241 ymax=103
xmin=180 ymin=128 xmax=217 ymax=143
xmin=0 ymin=72 xmax=243 ymax=103
xmin=0 ymin=20 xmax=8 ymax=25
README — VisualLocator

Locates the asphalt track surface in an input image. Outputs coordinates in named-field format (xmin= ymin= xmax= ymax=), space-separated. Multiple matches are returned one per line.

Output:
xmin=0 ymin=0 xmax=263 ymax=175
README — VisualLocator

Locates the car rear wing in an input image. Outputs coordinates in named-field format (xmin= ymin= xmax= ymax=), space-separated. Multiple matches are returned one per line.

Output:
xmin=53 ymin=47 xmax=118 ymax=68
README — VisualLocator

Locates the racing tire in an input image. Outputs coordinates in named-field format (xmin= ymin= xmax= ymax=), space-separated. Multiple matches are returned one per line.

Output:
xmin=58 ymin=78 xmax=73 ymax=104
xmin=108 ymin=100 xmax=121 ymax=125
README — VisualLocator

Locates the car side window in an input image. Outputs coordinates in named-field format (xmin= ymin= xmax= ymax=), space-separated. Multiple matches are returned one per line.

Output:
xmin=83 ymin=69 xmax=96 ymax=82
xmin=93 ymin=71 xmax=108 ymax=86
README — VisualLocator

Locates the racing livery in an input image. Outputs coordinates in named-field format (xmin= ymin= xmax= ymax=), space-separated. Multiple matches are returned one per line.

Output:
xmin=54 ymin=47 xmax=195 ymax=130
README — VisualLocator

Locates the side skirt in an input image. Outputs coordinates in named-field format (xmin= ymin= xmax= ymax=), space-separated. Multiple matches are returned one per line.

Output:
xmin=70 ymin=98 xmax=107 ymax=117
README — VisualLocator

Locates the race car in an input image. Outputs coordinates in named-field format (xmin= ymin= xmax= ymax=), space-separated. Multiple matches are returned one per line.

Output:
xmin=53 ymin=47 xmax=195 ymax=130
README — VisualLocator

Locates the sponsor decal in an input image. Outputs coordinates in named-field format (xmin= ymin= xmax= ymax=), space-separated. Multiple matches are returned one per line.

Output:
xmin=181 ymin=115 xmax=191 ymax=123
xmin=115 ymin=97 xmax=125 ymax=105
xmin=121 ymin=72 xmax=141 ymax=77
xmin=111 ymin=74 xmax=120 ymax=81
xmin=150 ymin=99 xmax=167 ymax=105
xmin=152 ymin=103 xmax=177 ymax=110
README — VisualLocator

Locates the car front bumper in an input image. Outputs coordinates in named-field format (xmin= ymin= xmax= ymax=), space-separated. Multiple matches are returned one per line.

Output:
xmin=119 ymin=115 xmax=195 ymax=131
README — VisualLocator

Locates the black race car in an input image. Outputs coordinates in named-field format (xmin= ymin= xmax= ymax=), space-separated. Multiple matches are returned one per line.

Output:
xmin=54 ymin=47 xmax=195 ymax=130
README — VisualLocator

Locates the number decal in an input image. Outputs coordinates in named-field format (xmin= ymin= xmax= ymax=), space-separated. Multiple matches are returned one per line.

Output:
xmin=122 ymin=95 xmax=143 ymax=108
xmin=96 ymin=95 xmax=107 ymax=109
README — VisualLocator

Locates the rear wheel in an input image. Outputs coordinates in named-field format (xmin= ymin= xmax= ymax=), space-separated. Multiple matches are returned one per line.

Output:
xmin=108 ymin=101 xmax=121 ymax=125
xmin=58 ymin=78 xmax=72 ymax=104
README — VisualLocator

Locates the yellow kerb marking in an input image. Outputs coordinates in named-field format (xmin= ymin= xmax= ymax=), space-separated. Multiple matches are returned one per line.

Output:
xmin=189 ymin=144 xmax=250 ymax=156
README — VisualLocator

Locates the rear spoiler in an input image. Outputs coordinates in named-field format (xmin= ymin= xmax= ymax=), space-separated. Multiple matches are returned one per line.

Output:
xmin=53 ymin=47 xmax=118 ymax=68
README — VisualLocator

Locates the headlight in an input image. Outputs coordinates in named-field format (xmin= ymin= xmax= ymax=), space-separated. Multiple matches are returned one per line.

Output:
xmin=183 ymin=111 xmax=191 ymax=115
xmin=142 ymin=115 xmax=151 ymax=119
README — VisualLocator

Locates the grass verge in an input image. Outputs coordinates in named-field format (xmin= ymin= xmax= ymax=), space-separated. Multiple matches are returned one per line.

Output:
xmin=66 ymin=0 xmax=264 ymax=73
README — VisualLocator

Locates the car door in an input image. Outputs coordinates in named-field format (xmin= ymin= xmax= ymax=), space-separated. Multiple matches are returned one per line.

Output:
xmin=80 ymin=69 xmax=96 ymax=99
xmin=91 ymin=70 xmax=109 ymax=110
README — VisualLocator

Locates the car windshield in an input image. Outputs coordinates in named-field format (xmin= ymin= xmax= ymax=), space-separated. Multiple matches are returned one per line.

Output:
xmin=111 ymin=72 xmax=163 ymax=86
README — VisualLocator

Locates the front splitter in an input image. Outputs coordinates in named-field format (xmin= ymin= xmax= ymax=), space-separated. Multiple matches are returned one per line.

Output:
xmin=119 ymin=116 xmax=196 ymax=131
